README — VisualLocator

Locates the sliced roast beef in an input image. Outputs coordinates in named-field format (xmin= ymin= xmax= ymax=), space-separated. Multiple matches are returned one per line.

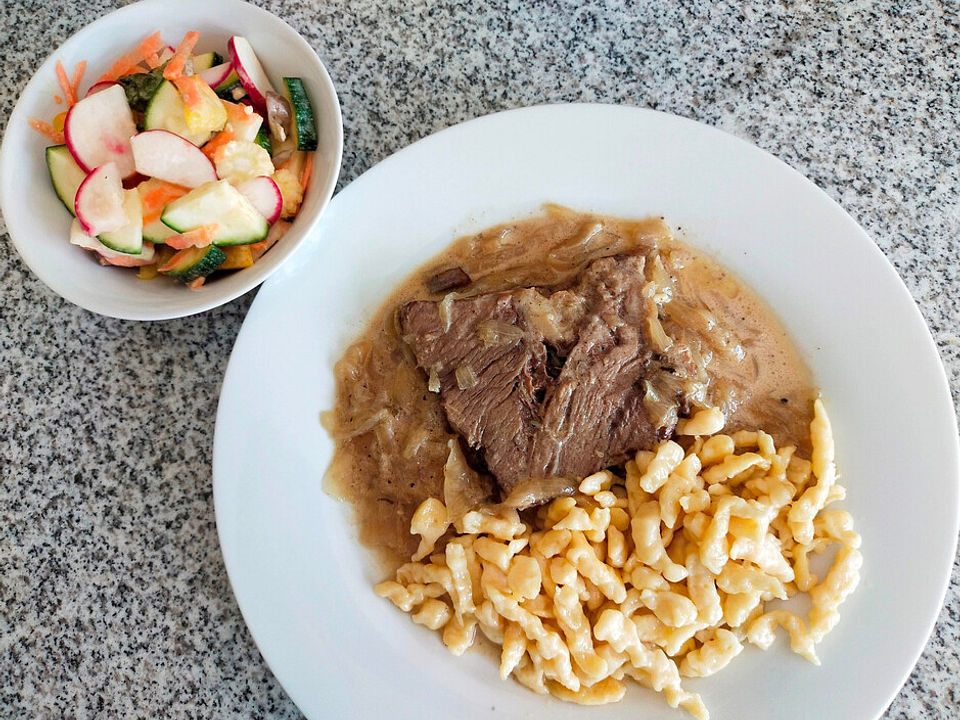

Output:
xmin=397 ymin=255 xmax=679 ymax=500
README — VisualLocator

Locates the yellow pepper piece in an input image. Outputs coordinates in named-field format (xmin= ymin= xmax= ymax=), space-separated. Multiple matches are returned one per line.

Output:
xmin=219 ymin=245 xmax=254 ymax=270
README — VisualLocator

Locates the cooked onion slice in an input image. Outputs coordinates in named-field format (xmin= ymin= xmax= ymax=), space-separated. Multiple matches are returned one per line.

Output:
xmin=443 ymin=440 xmax=490 ymax=520
xmin=455 ymin=364 xmax=479 ymax=390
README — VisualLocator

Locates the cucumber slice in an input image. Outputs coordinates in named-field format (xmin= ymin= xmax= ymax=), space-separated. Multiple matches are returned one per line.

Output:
xmin=144 ymin=80 xmax=212 ymax=146
xmin=136 ymin=177 xmax=187 ymax=243
xmin=281 ymin=78 xmax=317 ymax=152
xmin=160 ymin=245 xmax=226 ymax=283
xmin=254 ymin=126 xmax=272 ymax=154
xmin=191 ymin=51 xmax=222 ymax=73
xmin=160 ymin=180 xmax=269 ymax=246
xmin=214 ymin=69 xmax=242 ymax=98
xmin=71 ymin=219 xmax=156 ymax=265
xmin=98 ymin=189 xmax=144 ymax=254
xmin=45 ymin=145 xmax=87 ymax=215
xmin=142 ymin=216 xmax=178 ymax=244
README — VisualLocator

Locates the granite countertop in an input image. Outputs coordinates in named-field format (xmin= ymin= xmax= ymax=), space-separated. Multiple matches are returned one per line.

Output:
xmin=1 ymin=0 xmax=958 ymax=717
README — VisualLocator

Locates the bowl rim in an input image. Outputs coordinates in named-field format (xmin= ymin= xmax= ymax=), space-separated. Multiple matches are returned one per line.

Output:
xmin=0 ymin=0 xmax=343 ymax=321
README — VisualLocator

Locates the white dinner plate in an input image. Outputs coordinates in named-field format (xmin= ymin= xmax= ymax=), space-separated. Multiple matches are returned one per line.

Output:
xmin=213 ymin=104 xmax=959 ymax=720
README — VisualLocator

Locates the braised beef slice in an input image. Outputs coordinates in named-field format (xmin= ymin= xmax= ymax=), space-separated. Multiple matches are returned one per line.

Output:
xmin=398 ymin=255 xmax=677 ymax=498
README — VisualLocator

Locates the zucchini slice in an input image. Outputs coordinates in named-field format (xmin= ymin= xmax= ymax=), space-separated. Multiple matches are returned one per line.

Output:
xmin=142 ymin=216 xmax=178 ymax=244
xmin=214 ymin=69 xmax=242 ymax=98
xmin=160 ymin=245 xmax=226 ymax=283
xmin=254 ymin=126 xmax=272 ymax=155
xmin=98 ymin=189 xmax=144 ymax=255
xmin=160 ymin=179 xmax=269 ymax=246
xmin=281 ymin=77 xmax=317 ymax=152
xmin=144 ymin=80 xmax=212 ymax=146
xmin=45 ymin=145 xmax=87 ymax=215
xmin=191 ymin=51 xmax=222 ymax=73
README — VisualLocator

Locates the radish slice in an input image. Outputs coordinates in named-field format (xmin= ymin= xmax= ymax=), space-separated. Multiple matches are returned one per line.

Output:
xmin=98 ymin=189 xmax=144 ymax=255
xmin=235 ymin=176 xmax=282 ymax=224
xmin=74 ymin=162 xmax=127 ymax=236
xmin=70 ymin=219 xmax=155 ymax=264
xmin=228 ymin=36 xmax=275 ymax=111
xmin=131 ymin=129 xmax=218 ymax=188
xmin=198 ymin=62 xmax=233 ymax=88
xmin=64 ymin=84 xmax=137 ymax=177
xmin=86 ymin=81 xmax=120 ymax=97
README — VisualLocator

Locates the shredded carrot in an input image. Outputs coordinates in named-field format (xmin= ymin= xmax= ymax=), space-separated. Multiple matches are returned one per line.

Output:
xmin=247 ymin=239 xmax=269 ymax=253
xmin=140 ymin=181 xmax=189 ymax=225
xmin=299 ymin=152 xmax=314 ymax=191
xmin=144 ymin=50 xmax=164 ymax=70
xmin=186 ymin=277 xmax=206 ymax=289
xmin=163 ymin=31 xmax=201 ymax=81
xmin=55 ymin=61 xmax=77 ymax=106
xmin=99 ymin=61 xmax=135 ymax=82
xmin=165 ymin=224 xmax=219 ymax=250
xmin=99 ymin=59 xmax=135 ymax=82
xmin=98 ymin=30 xmax=163 ymax=82
xmin=29 ymin=118 xmax=64 ymax=143
xmin=221 ymin=99 xmax=248 ymax=124
xmin=139 ymin=32 xmax=165 ymax=67
xmin=172 ymin=75 xmax=205 ymax=110
xmin=70 ymin=60 xmax=87 ymax=100
xmin=201 ymin=130 xmax=234 ymax=162
xmin=54 ymin=94 xmax=63 ymax=104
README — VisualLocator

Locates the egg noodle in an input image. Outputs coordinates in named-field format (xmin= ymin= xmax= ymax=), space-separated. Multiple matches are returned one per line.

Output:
xmin=376 ymin=399 xmax=861 ymax=718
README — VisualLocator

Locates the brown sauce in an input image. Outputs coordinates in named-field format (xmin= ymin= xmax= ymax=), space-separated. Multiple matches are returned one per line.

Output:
xmin=322 ymin=206 xmax=814 ymax=563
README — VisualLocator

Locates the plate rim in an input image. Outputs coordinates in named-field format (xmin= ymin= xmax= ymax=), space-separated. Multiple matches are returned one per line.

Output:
xmin=213 ymin=102 xmax=960 ymax=720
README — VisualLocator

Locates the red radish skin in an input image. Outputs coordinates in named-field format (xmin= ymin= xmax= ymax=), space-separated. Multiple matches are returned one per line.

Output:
xmin=235 ymin=176 xmax=282 ymax=224
xmin=74 ymin=162 xmax=127 ymax=236
xmin=227 ymin=36 xmax=276 ymax=111
xmin=198 ymin=62 xmax=233 ymax=88
xmin=86 ymin=81 xmax=120 ymax=97
xmin=131 ymin=129 xmax=218 ymax=188
xmin=64 ymin=84 xmax=137 ymax=177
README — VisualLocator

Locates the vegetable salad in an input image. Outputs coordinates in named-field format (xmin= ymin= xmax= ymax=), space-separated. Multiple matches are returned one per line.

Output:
xmin=32 ymin=30 xmax=318 ymax=288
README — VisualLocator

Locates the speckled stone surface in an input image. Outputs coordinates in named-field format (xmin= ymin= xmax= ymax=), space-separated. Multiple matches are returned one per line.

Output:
xmin=1 ymin=0 xmax=958 ymax=717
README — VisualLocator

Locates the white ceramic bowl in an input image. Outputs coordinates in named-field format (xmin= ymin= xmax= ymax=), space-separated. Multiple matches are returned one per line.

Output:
xmin=0 ymin=0 xmax=343 ymax=320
